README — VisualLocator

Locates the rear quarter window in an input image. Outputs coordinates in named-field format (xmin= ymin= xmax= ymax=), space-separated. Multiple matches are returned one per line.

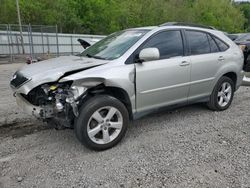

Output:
xmin=207 ymin=34 xmax=220 ymax=53
xmin=213 ymin=36 xmax=229 ymax=52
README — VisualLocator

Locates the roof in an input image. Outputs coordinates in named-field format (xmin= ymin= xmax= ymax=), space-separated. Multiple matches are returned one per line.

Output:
xmin=160 ymin=22 xmax=216 ymax=30
xmin=128 ymin=26 xmax=157 ymax=30
xmin=129 ymin=22 xmax=216 ymax=31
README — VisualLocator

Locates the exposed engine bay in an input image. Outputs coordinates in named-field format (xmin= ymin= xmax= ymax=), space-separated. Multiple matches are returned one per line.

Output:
xmin=20 ymin=81 xmax=87 ymax=128
xmin=9 ymin=55 xmax=108 ymax=129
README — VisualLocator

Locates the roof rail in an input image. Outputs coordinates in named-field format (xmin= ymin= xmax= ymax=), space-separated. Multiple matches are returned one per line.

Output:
xmin=159 ymin=22 xmax=216 ymax=30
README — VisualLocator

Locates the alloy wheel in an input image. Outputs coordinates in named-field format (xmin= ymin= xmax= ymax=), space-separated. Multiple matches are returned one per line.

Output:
xmin=87 ymin=106 xmax=123 ymax=144
xmin=217 ymin=82 xmax=232 ymax=107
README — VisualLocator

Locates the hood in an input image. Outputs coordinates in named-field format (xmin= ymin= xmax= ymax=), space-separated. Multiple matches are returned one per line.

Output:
xmin=19 ymin=55 xmax=107 ymax=78
xmin=12 ymin=55 xmax=108 ymax=94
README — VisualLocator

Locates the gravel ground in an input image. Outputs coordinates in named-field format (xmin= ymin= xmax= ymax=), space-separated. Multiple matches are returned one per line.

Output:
xmin=0 ymin=63 xmax=38 ymax=127
xmin=0 ymin=63 xmax=250 ymax=188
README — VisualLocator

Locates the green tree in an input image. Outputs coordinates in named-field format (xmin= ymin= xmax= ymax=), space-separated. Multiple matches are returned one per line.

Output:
xmin=193 ymin=0 xmax=245 ymax=33
xmin=0 ymin=0 xmax=17 ymax=24
xmin=237 ymin=2 xmax=250 ymax=31
xmin=0 ymin=0 xmax=248 ymax=34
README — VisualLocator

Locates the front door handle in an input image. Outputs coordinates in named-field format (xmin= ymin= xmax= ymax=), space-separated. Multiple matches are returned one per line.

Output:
xmin=218 ymin=56 xmax=225 ymax=61
xmin=180 ymin=61 xmax=190 ymax=66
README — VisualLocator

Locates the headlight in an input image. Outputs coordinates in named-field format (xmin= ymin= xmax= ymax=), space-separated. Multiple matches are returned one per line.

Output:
xmin=70 ymin=86 xmax=87 ymax=100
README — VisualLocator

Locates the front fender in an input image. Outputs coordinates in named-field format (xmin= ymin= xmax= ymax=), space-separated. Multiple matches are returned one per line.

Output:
xmin=59 ymin=63 xmax=136 ymax=111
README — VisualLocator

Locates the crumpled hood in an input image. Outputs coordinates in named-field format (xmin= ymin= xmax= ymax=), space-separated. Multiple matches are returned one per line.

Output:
xmin=19 ymin=55 xmax=107 ymax=78
xmin=12 ymin=55 xmax=108 ymax=94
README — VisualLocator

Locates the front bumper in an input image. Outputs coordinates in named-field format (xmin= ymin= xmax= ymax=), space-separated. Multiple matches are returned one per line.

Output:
xmin=16 ymin=93 xmax=54 ymax=119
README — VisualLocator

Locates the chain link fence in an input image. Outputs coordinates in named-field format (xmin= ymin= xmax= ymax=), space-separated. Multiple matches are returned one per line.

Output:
xmin=0 ymin=24 xmax=105 ymax=63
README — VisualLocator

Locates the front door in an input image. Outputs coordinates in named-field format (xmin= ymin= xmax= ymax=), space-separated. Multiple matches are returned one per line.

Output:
xmin=135 ymin=30 xmax=191 ymax=113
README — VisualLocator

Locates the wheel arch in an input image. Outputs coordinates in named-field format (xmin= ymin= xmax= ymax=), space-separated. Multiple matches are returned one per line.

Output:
xmin=83 ymin=84 xmax=134 ymax=120
xmin=213 ymin=64 xmax=239 ymax=93
xmin=222 ymin=72 xmax=237 ymax=90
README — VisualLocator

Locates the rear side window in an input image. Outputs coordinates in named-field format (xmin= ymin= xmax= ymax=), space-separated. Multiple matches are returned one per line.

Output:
xmin=186 ymin=30 xmax=210 ymax=55
xmin=213 ymin=37 xmax=229 ymax=51
xmin=207 ymin=34 xmax=220 ymax=53
xmin=142 ymin=30 xmax=184 ymax=59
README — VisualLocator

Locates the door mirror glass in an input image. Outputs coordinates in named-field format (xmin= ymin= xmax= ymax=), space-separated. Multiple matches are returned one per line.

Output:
xmin=139 ymin=48 xmax=160 ymax=62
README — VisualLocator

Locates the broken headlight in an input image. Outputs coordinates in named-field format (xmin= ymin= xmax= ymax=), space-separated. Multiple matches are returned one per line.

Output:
xmin=40 ymin=82 xmax=87 ymax=116
xmin=70 ymin=86 xmax=87 ymax=100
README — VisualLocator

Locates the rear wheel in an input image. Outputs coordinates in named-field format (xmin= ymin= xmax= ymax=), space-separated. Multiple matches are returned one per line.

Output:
xmin=74 ymin=95 xmax=129 ymax=151
xmin=207 ymin=76 xmax=235 ymax=111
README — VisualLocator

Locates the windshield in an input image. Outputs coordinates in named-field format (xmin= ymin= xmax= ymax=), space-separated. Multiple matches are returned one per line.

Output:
xmin=80 ymin=29 xmax=149 ymax=60
xmin=235 ymin=33 xmax=250 ymax=42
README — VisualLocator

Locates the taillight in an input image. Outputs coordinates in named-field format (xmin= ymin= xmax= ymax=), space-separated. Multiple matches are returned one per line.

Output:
xmin=239 ymin=44 xmax=247 ymax=51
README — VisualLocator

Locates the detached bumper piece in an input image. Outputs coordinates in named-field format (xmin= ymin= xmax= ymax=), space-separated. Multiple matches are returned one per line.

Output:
xmin=16 ymin=93 xmax=54 ymax=119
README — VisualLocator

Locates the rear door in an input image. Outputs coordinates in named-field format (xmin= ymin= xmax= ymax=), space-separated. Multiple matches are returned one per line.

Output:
xmin=185 ymin=30 xmax=228 ymax=101
xmin=135 ymin=30 xmax=191 ymax=112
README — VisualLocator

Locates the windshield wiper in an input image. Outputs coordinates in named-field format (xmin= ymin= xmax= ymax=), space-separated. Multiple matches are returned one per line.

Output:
xmin=86 ymin=54 xmax=93 ymax=58
xmin=92 ymin=55 xmax=106 ymax=60
xmin=86 ymin=54 xmax=106 ymax=60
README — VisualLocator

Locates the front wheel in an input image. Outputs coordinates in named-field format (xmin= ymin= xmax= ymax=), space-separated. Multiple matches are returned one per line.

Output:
xmin=207 ymin=76 xmax=235 ymax=111
xmin=74 ymin=95 xmax=129 ymax=151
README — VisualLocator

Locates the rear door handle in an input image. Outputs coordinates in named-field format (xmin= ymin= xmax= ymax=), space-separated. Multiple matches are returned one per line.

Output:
xmin=218 ymin=56 xmax=225 ymax=61
xmin=180 ymin=61 xmax=190 ymax=66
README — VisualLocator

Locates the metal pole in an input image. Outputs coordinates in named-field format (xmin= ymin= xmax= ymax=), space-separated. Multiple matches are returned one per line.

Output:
xmin=46 ymin=34 xmax=50 ymax=55
xmin=70 ymin=36 xmax=73 ymax=55
xmin=16 ymin=34 xmax=20 ymax=54
xmin=41 ymin=26 xmax=44 ymax=54
xmin=29 ymin=24 xmax=34 ymax=60
xmin=56 ymin=25 xmax=59 ymax=57
xmin=7 ymin=25 xmax=13 ymax=62
xmin=9 ymin=25 xmax=15 ymax=62
xmin=16 ymin=0 xmax=25 ymax=54
xmin=28 ymin=24 xmax=32 ymax=59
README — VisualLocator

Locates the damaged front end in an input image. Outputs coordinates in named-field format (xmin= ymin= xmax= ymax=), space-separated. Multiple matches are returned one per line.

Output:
xmin=17 ymin=81 xmax=87 ymax=128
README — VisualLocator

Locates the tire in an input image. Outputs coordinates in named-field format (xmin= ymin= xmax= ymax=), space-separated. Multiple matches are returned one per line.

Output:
xmin=207 ymin=76 xmax=235 ymax=111
xmin=74 ymin=95 xmax=129 ymax=151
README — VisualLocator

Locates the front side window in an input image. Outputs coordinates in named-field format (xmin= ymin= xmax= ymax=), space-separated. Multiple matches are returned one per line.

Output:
xmin=141 ymin=30 xmax=184 ymax=59
xmin=186 ymin=30 xmax=210 ymax=55
xmin=80 ymin=29 xmax=149 ymax=60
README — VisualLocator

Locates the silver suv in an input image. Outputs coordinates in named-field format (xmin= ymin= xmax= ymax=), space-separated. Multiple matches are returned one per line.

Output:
xmin=10 ymin=23 xmax=245 ymax=150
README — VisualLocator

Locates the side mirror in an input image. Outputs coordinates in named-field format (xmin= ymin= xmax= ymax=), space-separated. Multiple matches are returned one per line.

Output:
xmin=138 ymin=48 xmax=160 ymax=62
